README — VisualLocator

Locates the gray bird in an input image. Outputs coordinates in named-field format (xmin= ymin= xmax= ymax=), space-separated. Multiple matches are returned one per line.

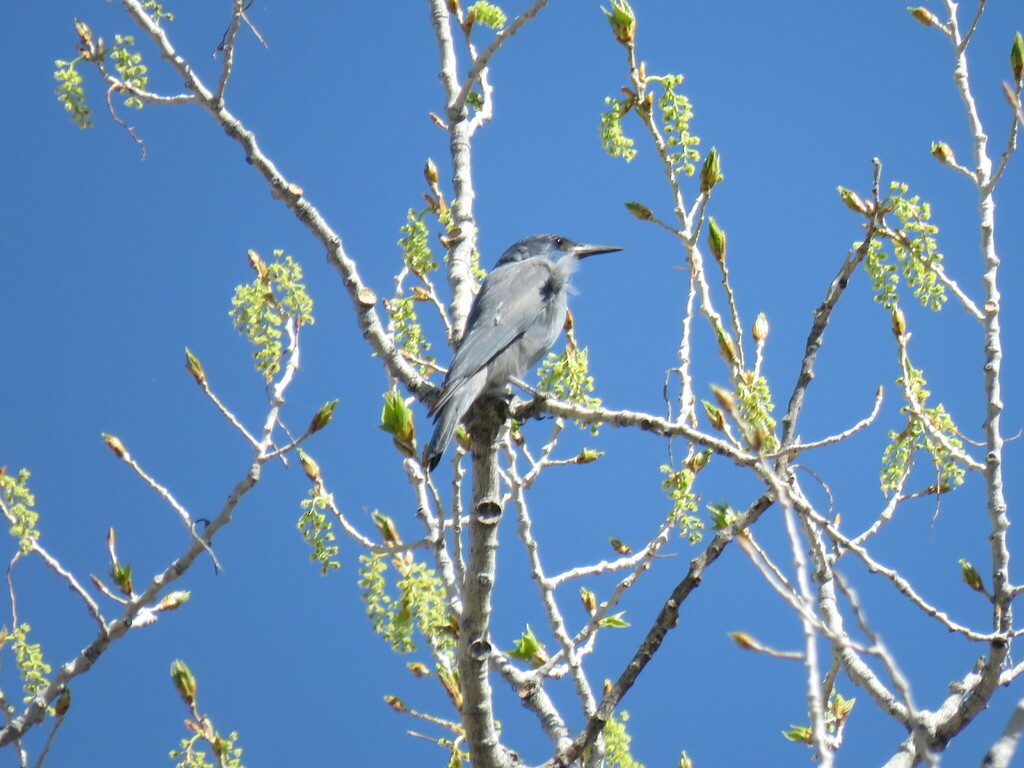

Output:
xmin=423 ymin=234 xmax=621 ymax=471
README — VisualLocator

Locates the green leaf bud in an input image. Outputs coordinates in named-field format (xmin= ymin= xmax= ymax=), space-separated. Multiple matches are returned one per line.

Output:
xmin=1012 ymin=32 xmax=1024 ymax=83
xmin=959 ymin=558 xmax=985 ymax=592
xmin=707 ymin=217 xmax=726 ymax=263
xmin=891 ymin=306 xmax=907 ymax=338
xmin=580 ymin=587 xmax=597 ymax=614
xmin=170 ymin=660 xmax=197 ymax=706
xmin=309 ymin=399 xmax=339 ymax=434
xmin=184 ymin=347 xmax=206 ymax=387
xmin=700 ymin=147 xmax=724 ymax=192
xmin=837 ymin=186 xmax=868 ymax=215
xmin=602 ymin=0 xmax=636 ymax=46
xmin=624 ymin=201 xmax=654 ymax=221
xmin=298 ymin=449 xmax=321 ymax=483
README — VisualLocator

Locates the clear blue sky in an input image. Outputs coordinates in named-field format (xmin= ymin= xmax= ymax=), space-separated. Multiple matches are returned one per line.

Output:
xmin=3 ymin=1 xmax=1024 ymax=766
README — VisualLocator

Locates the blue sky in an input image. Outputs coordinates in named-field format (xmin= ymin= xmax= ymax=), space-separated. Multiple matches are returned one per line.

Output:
xmin=3 ymin=1 xmax=1024 ymax=766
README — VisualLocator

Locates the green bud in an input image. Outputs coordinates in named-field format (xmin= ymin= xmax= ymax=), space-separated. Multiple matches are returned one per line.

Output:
xmin=930 ymin=141 xmax=955 ymax=165
xmin=679 ymin=753 xmax=694 ymax=768
xmin=783 ymin=725 xmax=813 ymax=744
xmin=959 ymin=558 xmax=985 ymax=592
xmin=309 ymin=399 xmax=339 ymax=434
xmin=380 ymin=389 xmax=415 ymax=455
xmin=297 ymin=449 xmax=321 ymax=483
xmin=708 ymin=501 xmax=735 ymax=529
xmin=384 ymin=694 xmax=408 ymax=713
xmin=372 ymin=511 xmax=402 ymax=547
xmin=702 ymin=400 xmax=725 ymax=431
xmin=602 ymin=0 xmax=636 ymax=46
xmin=170 ymin=660 xmax=197 ymax=706
xmin=110 ymin=561 xmax=133 ymax=596
xmin=891 ymin=306 xmax=907 ymax=338
xmin=707 ymin=217 xmax=726 ymax=263
xmin=1012 ymin=32 xmax=1024 ymax=83
xmin=837 ymin=186 xmax=868 ymax=215
xmin=184 ymin=348 xmax=206 ymax=387
xmin=156 ymin=590 xmax=191 ymax=611
xmin=624 ymin=201 xmax=654 ymax=221
xmin=608 ymin=537 xmax=632 ymax=555
xmin=575 ymin=448 xmax=604 ymax=464
xmin=700 ymin=147 xmax=724 ymax=192
xmin=686 ymin=449 xmax=712 ymax=474
xmin=54 ymin=689 xmax=71 ymax=717
xmin=580 ymin=587 xmax=597 ymax=614
xmin=424 ymin=158 xmax=439 ymax=186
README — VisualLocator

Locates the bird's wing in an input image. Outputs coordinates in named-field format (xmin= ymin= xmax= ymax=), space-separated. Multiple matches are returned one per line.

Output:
xmin=431 ymin=259 xmax=554 ymax=415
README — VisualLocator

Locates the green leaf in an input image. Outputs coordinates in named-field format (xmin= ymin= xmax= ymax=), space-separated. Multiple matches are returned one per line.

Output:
xmin=508 ymin=625 xmax=547 ymax=666
xmin=598 ymin=611 xmax=630 ymax=628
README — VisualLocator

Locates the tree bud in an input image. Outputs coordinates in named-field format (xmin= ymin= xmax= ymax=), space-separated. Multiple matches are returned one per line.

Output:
xmin=700 ymin=147 xmax=724 ymax=192
xmin=930 ymin=141 xmax=955 ymax=165
xmin=1012 ymin=32 xmax=1024 ymax=83
xmin=959 ymin=558 xmax=986 ymax=593
xmin=752 ymin=312 xmax=769 ymax=342
xmin=603 ymin=0 xmax=636 ymax=46
xmin=170 ymin=660 xmax=197 ymax=706
xmin=890 ymin=306 xmax=907 ymax=338
xmin=423 ymin=158 xmax=439 ymax=187
xmin=624 ymin=201 xmax=654 ymax=221
xmin=707 ymin=217 xmax=726 ymax=264
xmin=297 ymin=449 xmax=321 ymax=483
xmin=184 ymin=347 xmax=206 ymax=387
xmin=837 ymin=186 xmax=868 ymax=215
xmin=102 ymin=433 xmax=128 ymax=460
xmin=908 ymin=7 xmax=940 ymax=27
xmin=580 ymin=587 xmax=597 ymax=615
xmin=309 ymin=399 xmax=339 ymax=434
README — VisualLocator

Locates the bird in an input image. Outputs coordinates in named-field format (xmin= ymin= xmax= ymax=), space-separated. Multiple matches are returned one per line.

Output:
xmin=422 ymin=234 xmax=621 ymax=472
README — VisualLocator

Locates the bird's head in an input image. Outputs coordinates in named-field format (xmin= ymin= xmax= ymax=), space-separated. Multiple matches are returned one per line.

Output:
xmin=493 ymin=234 xmax=622 ymax=268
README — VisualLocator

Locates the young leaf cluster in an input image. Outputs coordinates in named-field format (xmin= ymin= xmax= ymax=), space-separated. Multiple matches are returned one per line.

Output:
xmin=358 ymin=552 xmax=454 ymax=659
xmin=653 ymin=74 xmax=701 ymax=176
xmin=537 ymin=346 xmax=601 ymax=432
xmin=600 ymin=96 xmax=638 ymax=162
xmin=143 ymin=0 xmax=174 ymax=25
xmin=54 ymin=58 xmax=93 ymax=128
xmin=388 ymin=297 xmax=433 ymax=376
xmin=170 ymin=732 xmax=245 ymax=768
xmin=736 ymin=371 xmax=779 ymax=452
xmin=399 ymin=209 xmax=439 ymax=276
xmin=880 ymin=363 xmax=965 ymax=494
xmin=603 ymin=710 xmax=646 ymax=768
xmin=297 ymin=491 xmax=341 ymax=575
xmin=864 ymin=182 xmax=946 ymax=311
xmin=660 ymin=464 xmax=703 ymax=543
xmin=467 ymin=2 xmax=507 ymax=30
xmin=109 ymin=35 xmax=147 ymax=110
xmin=9 ymin=624 xmax=51 ymax=703
xmin=1 ymin=468 xmax=40 ymax=554
xmin=230 ymin=250 xmax=314 ymax=381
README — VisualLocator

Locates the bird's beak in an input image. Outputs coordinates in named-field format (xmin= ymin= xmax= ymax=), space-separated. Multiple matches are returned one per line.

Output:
xmin=573 ymin=243 xmax=623 ymax=259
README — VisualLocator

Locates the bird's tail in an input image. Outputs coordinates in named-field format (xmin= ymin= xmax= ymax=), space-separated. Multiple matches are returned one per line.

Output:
xmin=422 ymin=383 xmax=479 ymax=472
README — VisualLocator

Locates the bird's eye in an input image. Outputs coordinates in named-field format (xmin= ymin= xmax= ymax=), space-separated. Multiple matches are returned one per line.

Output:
xmin=554 ymin=237 xmax=564 ymax=247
